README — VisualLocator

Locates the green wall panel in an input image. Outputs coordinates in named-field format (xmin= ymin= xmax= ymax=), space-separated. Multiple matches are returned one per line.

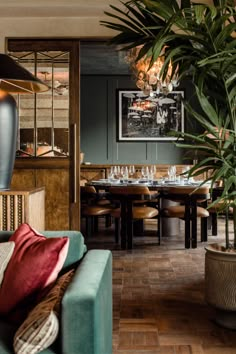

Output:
xmin=80 ymin=75 xmax=195 ymax=164
xmin=80 ymin=76 xmax=110 ymax=164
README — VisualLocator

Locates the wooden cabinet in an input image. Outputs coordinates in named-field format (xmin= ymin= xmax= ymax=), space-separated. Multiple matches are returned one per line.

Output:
xmin=0 ymin=187 xmax=45 ymax=231
xmin=11 ymin=160 xmax=70 ymax=230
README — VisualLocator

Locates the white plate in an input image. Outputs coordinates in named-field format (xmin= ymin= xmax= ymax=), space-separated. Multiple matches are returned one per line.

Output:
xmin=91 ymin=179 xmax=108 ymax=184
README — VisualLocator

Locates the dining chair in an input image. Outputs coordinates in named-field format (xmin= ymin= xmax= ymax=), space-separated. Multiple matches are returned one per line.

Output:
xmin=208 ymin=188 xmax=233 ymax=236
xmin=109 ymin=185 xmax=160 ymax=248
xmin=161 ymin=186 xmax=210 ymax=248
xmin=80 ymin=185 xmax=112 ymax=238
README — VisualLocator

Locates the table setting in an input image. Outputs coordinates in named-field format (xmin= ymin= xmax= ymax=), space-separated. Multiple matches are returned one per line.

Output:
xmin=90 ymin=165 xmax=210 ymax=188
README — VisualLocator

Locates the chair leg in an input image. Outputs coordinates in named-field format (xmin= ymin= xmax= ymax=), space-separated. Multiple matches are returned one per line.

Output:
xmin=85 ymin=216 xmax=92 ymax=238
xmin=157 ymin=214 xmax=161 ymax=245
xmin=185 ymin=206 xmax=191 ymax=249
xmin=133 ymin=219 xmax=144 ymax=235
xmin=105 ymin=214 xmax=112 ymax=228
xmin=201 ymin=217 xmax=208 ymax=242
xmin=191 ymin=212 xmax=197 ymax=249
xmin=127 ymin=201 xmax=133 ymax=250
xmin=93 ymin=216 xmax=99 ymax=233
xmin=114 ymin=218 xmax=120 ymax=244
xmin=211 ymin=212 xmax=218 ymax=235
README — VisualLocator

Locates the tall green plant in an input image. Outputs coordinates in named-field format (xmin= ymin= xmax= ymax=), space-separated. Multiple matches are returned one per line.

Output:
xmin=101 ymin=0 xmax=236 ymax=249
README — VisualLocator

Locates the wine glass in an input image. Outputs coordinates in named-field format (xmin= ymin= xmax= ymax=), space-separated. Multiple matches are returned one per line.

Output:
xmin=120 ymin=166 xmax=124 ymax=179
xmin=113 ymin=166 xmax=118 ymax=179
xmin=182 ymin=165 xmax=190 ymax=182
xmin=171 ymin=165 xmax=176 ymax=181
xmin=108 ymin=166 xmax=114 ymax=181
xmin=168 ymin=165 xmax=176 ymax=181
xmin=123 ymin=166 xmax=129 ymax=180
xmin=149 ymin=165 xmax=156 ymax=180
xmin=129 ymin=165 xmax=135 ymax=178
xmin=141 ymin=166 xmax=145 ymax=179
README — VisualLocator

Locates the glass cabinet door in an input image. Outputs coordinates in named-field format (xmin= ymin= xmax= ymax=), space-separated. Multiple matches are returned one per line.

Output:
xmin=9 ymin=50 xmax=69 ymax=158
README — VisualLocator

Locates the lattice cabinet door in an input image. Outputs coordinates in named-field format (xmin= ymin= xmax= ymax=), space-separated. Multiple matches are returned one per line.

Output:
xmin=0 ymin=188 xmax=45 ymax=231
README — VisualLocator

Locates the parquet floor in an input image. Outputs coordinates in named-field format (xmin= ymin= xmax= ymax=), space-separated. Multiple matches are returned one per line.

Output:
xmin=83 ymin=217 xmax=236 ymax=354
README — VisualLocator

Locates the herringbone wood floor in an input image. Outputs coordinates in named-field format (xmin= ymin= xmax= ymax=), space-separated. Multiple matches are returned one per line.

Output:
xmin=82 ymin=217 xmax=236 ymax=354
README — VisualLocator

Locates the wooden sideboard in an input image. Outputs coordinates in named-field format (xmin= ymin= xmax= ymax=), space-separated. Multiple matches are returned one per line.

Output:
xmin=0 ymin=187 xmax=45 ymax=231
xmin=11 ymin=159 xmax=70 ymax=231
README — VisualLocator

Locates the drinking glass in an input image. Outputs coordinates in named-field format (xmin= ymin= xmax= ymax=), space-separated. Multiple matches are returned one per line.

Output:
xmin=113 ymin=166 xmax=118 ymax=179
xmin=120 ymin=166 xmax=124 ymax=178
xmin=141 ymin=166 xmax=145 ymax=179
xmin=150 ymin=165 xmax=156 ymax=179
xmin=182 ymin=165 xmax=190 ymax=181
xmin=168 ymin=165 xmax=176 ymax=181
xmin=108 ymin=166 xmax=114 ymax=181
xmin=129 ymin=165 xmax=135 ymax=178
xmin=123 ymin=166 xmax=129 ymax=180
xmin=141 ymin=166 xmax=149 ymax=180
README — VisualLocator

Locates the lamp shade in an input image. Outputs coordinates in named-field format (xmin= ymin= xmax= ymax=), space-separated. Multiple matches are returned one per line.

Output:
xmin=0 ymin=54 xmax=49 ymax=93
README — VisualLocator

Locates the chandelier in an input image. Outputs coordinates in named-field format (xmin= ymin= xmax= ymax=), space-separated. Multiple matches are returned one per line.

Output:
xmin=126 ymin=46 xmax=179 ymax=95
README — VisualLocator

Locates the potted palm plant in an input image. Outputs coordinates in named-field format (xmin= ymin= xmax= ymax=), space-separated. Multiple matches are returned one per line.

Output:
xmin=101 ymin=0 xmax=236 ymax=327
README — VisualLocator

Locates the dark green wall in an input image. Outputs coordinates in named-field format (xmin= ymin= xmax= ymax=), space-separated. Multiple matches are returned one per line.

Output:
xmin=80 ymin=75 xmax=197 ymax=164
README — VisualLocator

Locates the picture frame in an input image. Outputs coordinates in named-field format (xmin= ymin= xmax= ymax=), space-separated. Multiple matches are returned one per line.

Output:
xmin=117 ymin=89 xmax=185 ymax=141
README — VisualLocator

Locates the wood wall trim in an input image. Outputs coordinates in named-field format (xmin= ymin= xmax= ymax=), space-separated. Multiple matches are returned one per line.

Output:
xmin=14 ymin=158 xmax=69 ymax=169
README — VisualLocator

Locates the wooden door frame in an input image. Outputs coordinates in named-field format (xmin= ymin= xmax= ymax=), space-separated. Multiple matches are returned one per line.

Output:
xmin=7 ymin=38 xmax=81 ymax=230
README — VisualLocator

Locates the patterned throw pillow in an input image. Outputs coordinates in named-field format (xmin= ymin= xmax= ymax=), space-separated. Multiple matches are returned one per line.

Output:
xmin=0 ymin=241 xmax=15 ymax=285
xmin=14 ymin=269 xmax=74 ymax=354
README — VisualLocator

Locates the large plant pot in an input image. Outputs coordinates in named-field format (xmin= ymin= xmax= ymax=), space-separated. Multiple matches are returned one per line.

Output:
xmin=205 ymin=243 xmax=236 ymax=329
xmin=0 ymin=94 xmax=18 ymax=190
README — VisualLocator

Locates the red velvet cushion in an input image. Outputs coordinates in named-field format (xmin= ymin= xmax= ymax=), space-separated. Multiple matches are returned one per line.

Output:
xmin=0 ymin=223 xmax=69 ymax=315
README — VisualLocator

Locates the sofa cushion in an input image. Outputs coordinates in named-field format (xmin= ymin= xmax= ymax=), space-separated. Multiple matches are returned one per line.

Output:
xmin=42 ymin=231 xmax=86 ymax=270
xmin=0 ymin=223 xmax=69 ymax=315
xmin=0 ymin=230 xmax=87 ymax=271
xmin=0 ymin=241 xmax=15 ymax=285
xmin=13 ymin=270 xmax=74 ymax=354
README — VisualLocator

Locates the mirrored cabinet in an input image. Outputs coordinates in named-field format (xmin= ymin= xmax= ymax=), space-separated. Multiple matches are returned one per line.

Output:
xmin=8 ymin=40 xmax=80 ymax=230
xmin=9 ymin=50 xmax=70 ymax=158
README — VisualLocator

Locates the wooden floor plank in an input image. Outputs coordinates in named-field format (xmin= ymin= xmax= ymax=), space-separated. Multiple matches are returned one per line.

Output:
xmin=84 ymin=216 xmax=236 ymax=354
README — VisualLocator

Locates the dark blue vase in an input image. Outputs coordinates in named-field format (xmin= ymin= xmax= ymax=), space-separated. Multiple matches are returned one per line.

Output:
xmin=0 ymin=93 xmax=18 ymax=190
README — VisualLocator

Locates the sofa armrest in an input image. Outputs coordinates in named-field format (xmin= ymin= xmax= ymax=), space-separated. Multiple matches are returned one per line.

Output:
xmin=61 ymin=250 xmax=112 ymax=354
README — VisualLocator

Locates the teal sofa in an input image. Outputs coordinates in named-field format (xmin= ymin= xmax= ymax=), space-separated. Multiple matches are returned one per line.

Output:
xmin=0 ymin=231 xmax=113 ymax=354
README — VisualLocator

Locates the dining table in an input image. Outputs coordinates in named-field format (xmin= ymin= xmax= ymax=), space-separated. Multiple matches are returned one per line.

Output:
xmin=87 ymin=178 xmax=211 ymax=249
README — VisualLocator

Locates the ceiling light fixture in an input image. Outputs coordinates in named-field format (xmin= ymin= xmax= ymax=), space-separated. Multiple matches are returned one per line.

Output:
xmin=126 ymin=46 xmax=179 ymax=95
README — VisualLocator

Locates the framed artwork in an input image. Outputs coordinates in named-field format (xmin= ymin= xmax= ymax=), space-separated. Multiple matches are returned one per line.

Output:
xmin=117 ymin=89 xmax=184 ymax=141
